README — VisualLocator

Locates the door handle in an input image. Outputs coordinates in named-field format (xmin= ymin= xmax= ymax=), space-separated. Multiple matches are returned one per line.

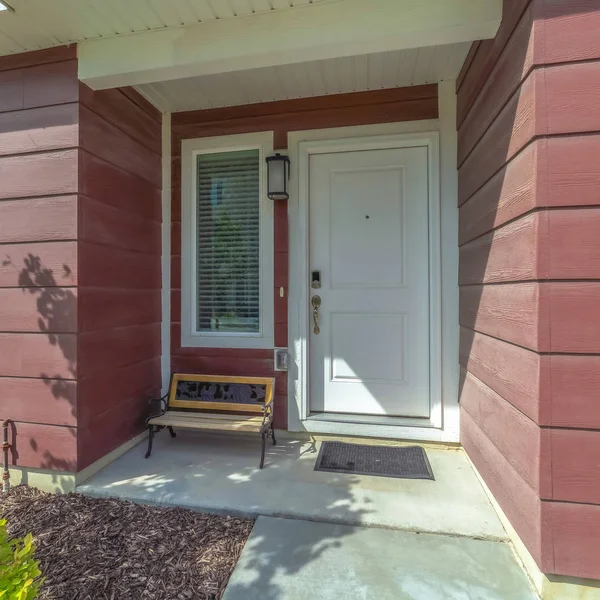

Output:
xmin=311 ymin=295 xmax=321 ymax=335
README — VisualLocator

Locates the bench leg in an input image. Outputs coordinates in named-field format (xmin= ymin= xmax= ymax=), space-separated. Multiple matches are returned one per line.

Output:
xmin=260 ymin=431 xmax=267 ymax=469
xmin=145 ymin=426 xmax=154 ymax=459
xmin=168 ymin=426 xmax=176 ymax=438
xmin=271 ymin=425 xmax=276 ymax=446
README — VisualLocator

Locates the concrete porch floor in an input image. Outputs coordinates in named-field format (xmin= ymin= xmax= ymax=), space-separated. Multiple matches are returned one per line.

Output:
xmin=78 ymin=429 xmax=507 ymax=541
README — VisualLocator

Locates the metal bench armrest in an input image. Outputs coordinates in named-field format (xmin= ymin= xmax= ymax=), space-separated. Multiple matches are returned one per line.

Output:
xmin=147 ymin=393 xmax=168 ymax=423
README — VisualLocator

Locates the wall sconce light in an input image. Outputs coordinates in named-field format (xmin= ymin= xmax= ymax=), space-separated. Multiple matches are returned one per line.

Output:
xmin=266 ymin=153 xmax=290 ymax=200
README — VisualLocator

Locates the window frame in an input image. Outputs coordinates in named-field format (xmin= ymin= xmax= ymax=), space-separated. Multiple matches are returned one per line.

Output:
xmin=181 ymin=132 xmax=274 ymax=349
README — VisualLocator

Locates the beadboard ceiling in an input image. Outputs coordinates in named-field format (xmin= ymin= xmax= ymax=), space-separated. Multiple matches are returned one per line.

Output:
xmin=136 ymin=42 xmax=470 ymax=112
xmin=0 ymin=0 xmax=337 ymax=54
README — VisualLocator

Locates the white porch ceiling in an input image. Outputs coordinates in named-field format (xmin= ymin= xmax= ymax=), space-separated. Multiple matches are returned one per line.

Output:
xmin=0 ymin=0 xmax=336 ymax=54
xmin=136 ymin=43 xmax=471 ymax=112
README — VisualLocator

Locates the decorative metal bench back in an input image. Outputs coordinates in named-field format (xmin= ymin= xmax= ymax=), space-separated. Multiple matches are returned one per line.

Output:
xmin=168 ymin=374 xmax=274 ymax=413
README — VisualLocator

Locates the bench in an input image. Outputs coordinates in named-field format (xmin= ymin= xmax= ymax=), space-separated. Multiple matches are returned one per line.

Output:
xmin=145 ymin=374 xmax=276 ymax=468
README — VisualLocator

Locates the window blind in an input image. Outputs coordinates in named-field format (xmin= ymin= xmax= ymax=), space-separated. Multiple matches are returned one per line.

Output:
xmin=196 ymin=149 xmax=261 ymax=334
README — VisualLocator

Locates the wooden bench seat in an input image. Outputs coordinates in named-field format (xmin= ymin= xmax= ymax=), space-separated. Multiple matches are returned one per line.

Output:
xmin=145 ymin=374 xmax=276 ymax=468
xmin=149 ymin=412 xmax=265 ymax=433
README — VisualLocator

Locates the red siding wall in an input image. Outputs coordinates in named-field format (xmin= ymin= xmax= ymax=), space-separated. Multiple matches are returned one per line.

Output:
xmin=0 ymin=47 xmax=79 ymax=471
xmin=171 ymin=85 xmax=438 ymax=429
xmin=458 ymin=0 xmax=600 ymax=580
xmin=77 ymin=86 xmax=163 ymax=470
xmin=0 ymin=47 xmax=163 ymax=473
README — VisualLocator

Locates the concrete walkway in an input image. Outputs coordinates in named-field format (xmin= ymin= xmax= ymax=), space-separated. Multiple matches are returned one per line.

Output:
xmin=223 ymin=517 xmax=538 ymax=600
xmin=78 ymin=430 xmax=506 ymax=540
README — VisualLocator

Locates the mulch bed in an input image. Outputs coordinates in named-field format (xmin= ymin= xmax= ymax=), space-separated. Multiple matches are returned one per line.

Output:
xmin=0 ymin=486 xmax=254 ymax=600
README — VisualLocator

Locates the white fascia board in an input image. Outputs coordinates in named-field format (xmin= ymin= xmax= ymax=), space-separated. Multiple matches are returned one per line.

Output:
xmin=78 ymin=0 xmax=501 ymax=90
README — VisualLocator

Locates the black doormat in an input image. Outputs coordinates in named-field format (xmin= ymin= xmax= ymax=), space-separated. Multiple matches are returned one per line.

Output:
xmin=314 ymin=442 xmax=434 ymax=480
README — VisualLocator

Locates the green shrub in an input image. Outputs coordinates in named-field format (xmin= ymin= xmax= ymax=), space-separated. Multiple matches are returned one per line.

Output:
xmin=0 ymin=518 xmax=43 ymax=600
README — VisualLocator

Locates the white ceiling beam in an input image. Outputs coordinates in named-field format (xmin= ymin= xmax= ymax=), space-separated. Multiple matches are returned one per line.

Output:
xmin=78 ymin=0 xmax=501 ymax=90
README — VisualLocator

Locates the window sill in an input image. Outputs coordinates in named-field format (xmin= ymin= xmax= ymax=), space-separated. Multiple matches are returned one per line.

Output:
xmin=180 ymin=333 xmax=275 ymax=350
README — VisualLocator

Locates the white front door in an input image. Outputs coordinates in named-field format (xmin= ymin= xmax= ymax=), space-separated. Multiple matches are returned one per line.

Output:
xmin=308 ymin=146 xmax=431 ymax=417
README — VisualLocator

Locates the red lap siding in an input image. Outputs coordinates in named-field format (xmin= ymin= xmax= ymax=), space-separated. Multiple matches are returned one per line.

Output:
xmin=0 ymin=49 xmax=79 ymax=471
xmin=459 ymin=0 xmax=600 ymax=580
xmin=0 ymin=48 xmax=162 ymax=473
xmin=77 ymin=87 xmax=162 ymax=471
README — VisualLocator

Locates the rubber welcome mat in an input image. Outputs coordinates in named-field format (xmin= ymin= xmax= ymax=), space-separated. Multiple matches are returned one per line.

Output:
xmin=314 ymin=442 xmax=434 ymax=480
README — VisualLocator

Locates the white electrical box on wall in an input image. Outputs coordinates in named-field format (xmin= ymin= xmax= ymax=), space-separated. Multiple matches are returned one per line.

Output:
xmin=274 ymin=348 xmax=289 ymax=371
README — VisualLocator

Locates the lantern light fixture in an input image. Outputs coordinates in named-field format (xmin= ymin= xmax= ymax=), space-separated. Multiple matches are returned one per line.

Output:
xmin=266 ymin=153 xmax=290 ymax=200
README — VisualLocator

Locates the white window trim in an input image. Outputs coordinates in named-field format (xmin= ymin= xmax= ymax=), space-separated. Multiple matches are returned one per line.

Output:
xmin=181 ymin=132 xmax=274 ymax=349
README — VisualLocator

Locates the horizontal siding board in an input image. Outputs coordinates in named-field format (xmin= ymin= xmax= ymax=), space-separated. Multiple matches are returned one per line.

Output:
xmin=456 ymin=0 xmax=533 ymax=126
xmin=461 ymin=409 xmax=543 ymax=564
xmin=119 ymin=87 xmax=162 ymax=123
xmin=0 ymin=46 xmax=76 ymax=73
xmin=0 ymin=150 xmax=78 ymax=200
xmin=542 ymin=2 xmax=600 ymax=64
xmin=79 ymin=151 xmax=162 ymax=222
xmin=0 ymin=241 xmax=77 ymax=288
xmin=0 ymin=103 xmax=78 ymax=156
xmin=549 ymin=354 xmax=600 ymax=430
xmin=460 ymin=327 xmax=543 ymax=424
xmin=77 ymin=395 xmax=148 ymax=471
xmin=0 ymin=73 xmax=23 ymax=113
xmin=547 ymin=208 xmax=600 ymax=279
xmin=169 ymin=328 xmax=272 ymax=359
xmin=0 ymin=376 xmax=76 ymax=426
xmin=171 ymin=222 xmax=181 ymax=257
xmin=79 ymin=196 xmax=161 ymax=255
xmin=456 ymin=42 xmax=480 ymax=92
xmin=550 ymin=429 xmax=600 ymax=504
xmin=460 ymin=283 xmax=544 ymax=351
xmin=0 ymin=333 xmax=76 ymax=379
xmin=172 ymin=85 xmax=438 ymax=127
xmin=548 ymin=283 xmax=600 ymax=353
xmin=171 ymin=355 xmax=275 ymax=377
xmin=458 ymin=71 xmax=541 ymax=206
xmin=0 ymin=195 xmax=77 ymax=243
xmin=458 ymin=5 xmax=536 ymax=165
xmin=78 ymin=356 xmax=161 ymax=427
xmin=78 ymin=288 xmax=161 ymax=332
xmin=78 ymin=323 xmax=161 ymax=380
xmin=22 ymin=60 xmax=79 ymax=110
xmin=273 ymin=392 xmax=288 ymax=430
xmin=171 ymin=255 xmax=181 ymax=292
xmin=7 ymin=421 xmax=77 ymax=471
xmin=460 ymin=369 xmax=549 ymax=495
xmin=459 ymin=212 xmax=538 ymax=285
xmin=175 ymin=99 xmax=439 ymax=141
xmin=458 ymin=140 xmax=538 ymax=244
xmin=0 ymin=288 xmax=77 ymax=333
xmin=544 ymin=501 xmax=600 ymax=580
xmin=0 ymin=59 xmax=78 ymax=113
xmin=545 ymin=134 xmax=600 ymax=208
xmin=79 ymin=105 xmax=161 ymax=187
xmin=79 ymin=84 xmax=162 ymax=155
xmin=78 ymin=242 xmax=161 ymax=290
xmin=170 ymin=290 xmax=181 ymax=325
xmin=544 ymin=60 xmax=600 ymax=135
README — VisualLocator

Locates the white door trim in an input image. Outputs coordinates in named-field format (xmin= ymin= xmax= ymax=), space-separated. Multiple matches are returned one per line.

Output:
xmin=287 ymin=98 xmax=459 ymax=441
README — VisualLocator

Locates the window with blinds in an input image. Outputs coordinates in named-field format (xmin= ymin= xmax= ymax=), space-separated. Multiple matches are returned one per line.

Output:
xmin=196 ymin=149 xmax=261 ymax=335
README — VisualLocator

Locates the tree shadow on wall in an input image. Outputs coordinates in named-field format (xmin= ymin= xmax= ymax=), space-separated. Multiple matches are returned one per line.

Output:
xmin=1 ymin=253 xmax=77 ymax=483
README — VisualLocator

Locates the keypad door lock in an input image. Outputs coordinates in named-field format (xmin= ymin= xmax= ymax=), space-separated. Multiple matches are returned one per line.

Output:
xmin=311 ymin=270 xmax=321 ymax=289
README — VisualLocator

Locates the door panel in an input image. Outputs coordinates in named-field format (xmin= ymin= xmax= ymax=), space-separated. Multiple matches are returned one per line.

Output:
xmin=309 ymin=146 xmax=430 ymax=418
